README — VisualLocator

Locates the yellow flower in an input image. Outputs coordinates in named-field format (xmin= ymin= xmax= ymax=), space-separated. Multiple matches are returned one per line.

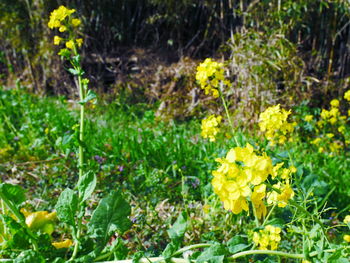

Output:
xmin=344 ymin=235 xmax=350 ymax=242
xmin=24 ymin=210 xmax=57 ymax=235
xmin=304 ymin=115 xmax=313 ymax=122
xmin=54 ymin=36 xmax=62 ymax=45
xmin=311 ymin=138 xmax=321 ymax=145
xmin=52 ymin=239 xmax=73 ymax=249
xmin=48 ymin=6 xmax=75 ymax=29
xmin=330 ymin=99 xmax=339 ymax=108
xmin=59 ymin=25 xmax=67 ymax=32
xmin=253 ymin=225 xmax=281 ymax=250
xmin=338 ymin=126 xmax=346 ymax=134
xmin=76 ymin=38 xmax=83 ymax=47
xmin=259 ymin=105 xmax=294 ymax=145
xmin=344 ymin=90 xmax=350 ymax=101
xmin=201 ymin=115 xmax=222 ymax=142
xmin=65 ymin=40 xmax=75 ymax=50
xmin=71 ymin=18 xmax=81 ymax=27
xmin=196 ymin=58 xmax=229 ymax=98
xmin=267 ymin=182 xmax=294 ymax=208
xmin=344 ymin=215 xmax=350 ymax=224
xmin=212 ymin=144 xmax=274 ymax=216
xmin=326 ymin=133 xmax=334 ymax=138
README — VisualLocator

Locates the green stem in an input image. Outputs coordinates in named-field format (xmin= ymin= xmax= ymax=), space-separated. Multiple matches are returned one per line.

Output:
xmin=228 ymin=250 xmax=304 ymax=260
xmin=172 ymin=243 xmax=211 ymax=256
xmin=219 ymin=84 xmax=239 ymax=146
xmin=251 ymin=203 xmax=260 ymax=228
xmin=262 ymin=204 xmax=276 ymax=226
xmin=69 ymin=46 xmax=85 ymax=261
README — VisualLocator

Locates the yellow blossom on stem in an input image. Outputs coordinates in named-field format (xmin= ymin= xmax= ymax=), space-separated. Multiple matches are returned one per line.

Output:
xmin=195 ymin=58 xmax=230 ymax=98
xmin=76 ymin=38 xmax=84 ymax=47
xmin=253 ymin=225 xmax=281 ymax=250
xmin=54 ymin=36 xmax=62 ymax=45
xmin=330 ymin=99 xmax=339 ymax=108
xmin=344 ymin=235 xmax=350 ymax=242
xmin=48 ymin=5 xmax=75 ymax=29
xmin=71 ymin=18 xmax=81 ymax=27
xmin=66 ymin=40 xmax=75 ymax=50
xmin=259 ymin=104 xmax=295 ymax=145
xmin=201 ymin=115 xmax=222 ymax=142
xmin=304 ymin=115 xmax=313 ymax=122
xmin=344 ymin=90 xmax=350 ymax=101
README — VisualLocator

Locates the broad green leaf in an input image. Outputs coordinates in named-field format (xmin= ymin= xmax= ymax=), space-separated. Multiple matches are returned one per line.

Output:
xmin=14 ymin=250 xmax=45 ymax=263
xmin=0 ymin=183 xmax=25 ymax=205
xmin=79 ymin=90 xmax=96 ymax=105
xmin=227 ymin=235 xmax=249 ymax=254
xmin=88 ymin=190 xmax=131 ymax=246
xmin=196 ymin=244 xmax=227 ymax=263
xmin=55 ymin=188 xmax=78 ymax=227
xmin=77 ymin=171 xmax=97 ymax=203
xmin=167 ymin=211 xmax=187 ymax=240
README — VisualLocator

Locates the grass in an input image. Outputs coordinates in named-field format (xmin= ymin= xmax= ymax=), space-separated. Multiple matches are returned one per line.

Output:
xmin=1 ymin=85 xmax=350 ymax=259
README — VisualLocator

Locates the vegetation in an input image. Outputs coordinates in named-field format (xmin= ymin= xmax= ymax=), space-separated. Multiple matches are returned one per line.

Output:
xmin=1 ymin=1 xmax=350 ymax=263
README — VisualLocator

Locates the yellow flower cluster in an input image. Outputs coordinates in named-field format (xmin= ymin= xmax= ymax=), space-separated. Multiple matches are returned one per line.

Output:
xmin=344 ymin=235 xmax=350 ymax=242
xmin=48 ymin=6 xmax=83 ymax=51
xmin=196 ymin=58 xmax=230 ymax=98
xmin=211 ymin=144 xmax=295 ymax=217
xmin=253 ymin=225 xmax=282 ymax=250
xmin=310 ymin=97 xmax=349 ymax=154
xmin=259 ymin=104 xmax=296 ymax=145
xmin=201 ymin=115 xmax=222 ymax=142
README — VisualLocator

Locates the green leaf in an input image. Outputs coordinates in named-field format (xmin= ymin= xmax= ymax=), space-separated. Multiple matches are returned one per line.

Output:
xmin=88 ymin=190 xmax=131 ymax=246
xmin=196 ymin=244 xmax=227 ymax=263
xmin=55 ymin=188 xmax=78 ymax=227
xmin=167 ymin=211 xmax=187 ymax=241
xmin=162 ymin=242 xmax=178 ymax=261
xmin=77 ymin=171 xmax=97 ymax=203
xmin=0 ymin=183 xmax=25 ymax=205
xmin=14 ymin=250 xmax=45 ymax=263
xmin=227 ymin=235 xmax=249 ymax=254
xmin=79 ymin=90 xmax=96 ymax=105
xmin=68 ymin=68 xmax=80 ymax=76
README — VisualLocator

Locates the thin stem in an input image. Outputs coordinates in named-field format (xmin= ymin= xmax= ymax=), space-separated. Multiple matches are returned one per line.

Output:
xmin=228 ymin=249 xmax=304 ymax=260
xmin=172 ymin=243 xmax=211 ymax=256
xmin=262 ymin=204 xmax=276 ymax=226
xmin=219 ymin=84 xmax=239 ymax=146
xmin=251 ymin=204 xmax=260 ymax=228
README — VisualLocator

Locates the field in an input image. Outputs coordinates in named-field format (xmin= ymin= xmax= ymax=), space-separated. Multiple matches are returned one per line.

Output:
xmin=1 ymin=2 xmax=350 ymax=263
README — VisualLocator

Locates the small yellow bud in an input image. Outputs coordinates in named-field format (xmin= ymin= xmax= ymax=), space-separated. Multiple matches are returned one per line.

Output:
xmin=71 ymin=18 xmax=81 ymax=27
xmin=76 ymin=38 xmax=83 ymax=47
xmin=54 ymin=36 xmax=62 ymax=45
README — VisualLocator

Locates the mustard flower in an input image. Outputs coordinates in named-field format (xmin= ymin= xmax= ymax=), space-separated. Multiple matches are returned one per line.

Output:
xmin=267 ymin=182 xmax=294 ymax=208
xmin=195 ymin=58 xmax=230 ymax=98
xmin=304 ymin=115 xmax=313 ymax=122
xmin=54 ymin=36 xmax=62 ymax=45
xmin=201 ymin=115 xmax=222 ymax=142
xmin=344 ymin=235 xmax=350 ymax=243
xmin=330 ymin=99 xmax=339 ymax=108
xmin=65 ymin=40 xmax=75 ymax=50
xmin=259 ymin=104 xmax=295 ymax=145
xmin=71 ymin=18 xmax=81 ymax=27
xmin=212 ymin=144 xmax=273 ymax=215
xmin=48 ymin=5 xmax=75 ymax=29
xmin=344 ymin=90 xmax=350 ymax=101
xmin=253 ymin=225 xmax=281 ymax=250
xmin=76 ymin=38 xmax=83 ymax=47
